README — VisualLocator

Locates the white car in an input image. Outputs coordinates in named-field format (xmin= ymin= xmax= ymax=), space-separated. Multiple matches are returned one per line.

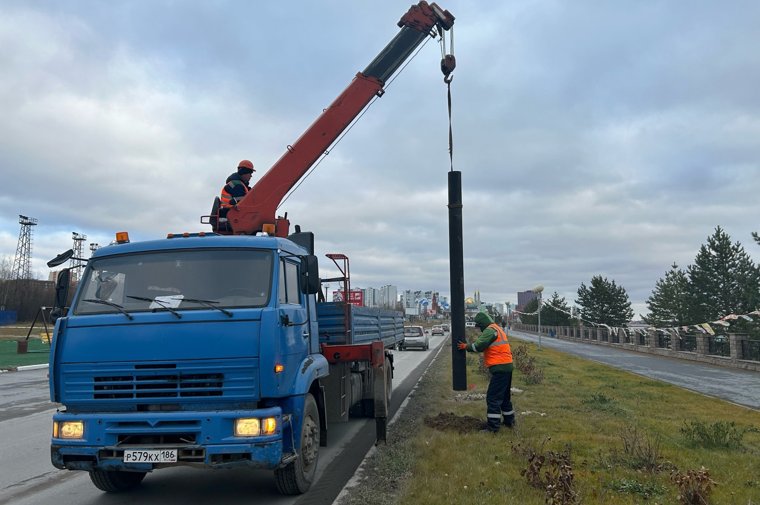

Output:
xmin=465 ymin=321 xmax=476 ymax=328
xmin=401 ymin=326 xmax=429 ymax=351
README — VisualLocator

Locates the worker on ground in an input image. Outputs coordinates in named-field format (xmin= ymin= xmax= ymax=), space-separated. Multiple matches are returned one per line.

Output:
xmin=220 ymin=160 xmax=255 ymax=211
xmin=457 ymin=311 xmax=515 ymax=432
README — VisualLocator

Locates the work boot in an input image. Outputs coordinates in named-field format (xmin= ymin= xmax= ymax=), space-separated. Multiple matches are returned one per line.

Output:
xmin=479 ymin=422 xmax=499 ymax=434
xmin=503 ymin=416 xmax=516 ymax=428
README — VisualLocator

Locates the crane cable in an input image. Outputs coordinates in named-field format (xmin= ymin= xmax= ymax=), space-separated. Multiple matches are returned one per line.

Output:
xmin=439 ymin=26 xmax=456 ymax=172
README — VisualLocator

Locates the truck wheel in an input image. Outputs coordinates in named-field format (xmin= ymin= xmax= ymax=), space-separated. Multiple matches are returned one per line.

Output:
xmin=362 ymin=360 xmax=393 ymax=417
xmin=275 ymin=393 xmax=320 ymax=495
xmin=89 ymin=469 xmax=146 ymax=492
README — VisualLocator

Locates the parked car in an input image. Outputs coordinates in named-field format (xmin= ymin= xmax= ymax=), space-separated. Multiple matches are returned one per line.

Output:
xmin=431 ymin=325 xmax=445 ymax=336
xmin=442 ymin=324 xmax=450 ymax=332
xmin=465 ymin=321 xmax=476 ymax=328
xmin=401 ymin=325 xmax=429 ymax=351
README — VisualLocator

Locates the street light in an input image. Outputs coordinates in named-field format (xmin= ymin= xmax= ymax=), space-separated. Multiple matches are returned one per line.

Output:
xmin=532 ymin=285 xmax=544 ymax=349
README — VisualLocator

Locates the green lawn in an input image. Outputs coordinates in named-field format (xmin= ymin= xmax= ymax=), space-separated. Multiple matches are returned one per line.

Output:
xmin=340 ymin=336 xmax=760 ymax=505
xmin=0 ymin=337 xmax=50 ymax=370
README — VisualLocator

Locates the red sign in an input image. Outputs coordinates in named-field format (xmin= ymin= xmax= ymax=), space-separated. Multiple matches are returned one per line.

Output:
xmin=333 ymin=289 xmax=364 ymax=306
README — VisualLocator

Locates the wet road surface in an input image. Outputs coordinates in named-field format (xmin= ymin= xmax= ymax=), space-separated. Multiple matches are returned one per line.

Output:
xmin=511 ymin=330 xmax=760 ymax=410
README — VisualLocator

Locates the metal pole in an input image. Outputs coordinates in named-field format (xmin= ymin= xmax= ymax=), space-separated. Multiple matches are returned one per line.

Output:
xmin=538 ymin=292 xmax=542 ymax=349
xmin=448 ymin=171 xmax=467 ymax=391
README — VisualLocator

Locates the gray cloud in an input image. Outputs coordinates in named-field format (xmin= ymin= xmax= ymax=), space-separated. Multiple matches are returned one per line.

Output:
xmin=1 ymin=0 xmax=759 ymax=319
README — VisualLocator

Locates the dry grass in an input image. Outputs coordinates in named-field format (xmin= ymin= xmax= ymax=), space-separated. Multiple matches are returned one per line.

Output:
xmin=338 ymin=337 xmax=760 ymax=505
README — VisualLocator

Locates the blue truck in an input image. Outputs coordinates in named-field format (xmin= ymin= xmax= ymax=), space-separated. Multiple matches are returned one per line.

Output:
xmin=47 ymin=1 xmax=454 ymax=495
xmin=48 ymin=231 xmax=402 ymax=494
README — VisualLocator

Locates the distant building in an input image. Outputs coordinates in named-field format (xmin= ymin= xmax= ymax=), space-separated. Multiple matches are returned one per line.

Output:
xmin=363 ymin=287 xmax=379 ymax=307
xmin=378 ymin=285 xmax=397 ymax=310
xmin=517 ymin=290 xmax=538 ymax=312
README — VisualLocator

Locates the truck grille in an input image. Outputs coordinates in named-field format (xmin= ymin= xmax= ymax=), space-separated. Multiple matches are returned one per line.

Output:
xmin=94 ymin=373 xmax=224 ymax=399
xmin=60 ymin=358 xmax=258 ymax=405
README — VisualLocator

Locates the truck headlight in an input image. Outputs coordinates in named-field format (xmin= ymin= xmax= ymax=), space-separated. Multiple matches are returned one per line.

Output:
xmin=234 ymin=418 xmax=260 ymax=436
xmin=234 ymin=417 xmax=277 ymax=437
xmin=53 ymin=421 xmax=84 ymax=439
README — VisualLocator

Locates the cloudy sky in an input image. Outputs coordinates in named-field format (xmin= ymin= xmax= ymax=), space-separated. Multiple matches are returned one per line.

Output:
xmin=1 ymin=0 xmax=759 ymax=318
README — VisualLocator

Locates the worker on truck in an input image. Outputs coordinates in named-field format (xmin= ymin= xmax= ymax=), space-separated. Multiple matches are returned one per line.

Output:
xmin=220 ymin=159 xmax=255 ymax=211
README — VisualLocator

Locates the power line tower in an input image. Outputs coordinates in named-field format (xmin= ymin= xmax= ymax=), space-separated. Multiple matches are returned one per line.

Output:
xmin=11 ymin=215 xmax=38 ymax=281
xmin=1 ymin=215 xmax=38 ymax=310
xmin=71 ymin=232 xmax=87 ymax=284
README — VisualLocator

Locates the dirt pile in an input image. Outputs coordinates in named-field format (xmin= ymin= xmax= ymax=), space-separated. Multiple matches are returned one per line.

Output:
xmin=423 ymin=412 xmax=484 ymax=434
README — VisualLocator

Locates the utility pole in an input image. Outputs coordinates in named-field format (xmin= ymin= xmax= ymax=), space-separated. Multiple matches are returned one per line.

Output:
xmin=532 ymin=285 xmax=544 ymax=349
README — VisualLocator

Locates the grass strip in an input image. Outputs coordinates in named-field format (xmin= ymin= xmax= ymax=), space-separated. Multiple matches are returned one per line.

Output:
xmin=337 ymin=337 xmax=760 ymax=505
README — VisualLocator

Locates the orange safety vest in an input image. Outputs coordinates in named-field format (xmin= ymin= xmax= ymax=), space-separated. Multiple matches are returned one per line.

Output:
xmin=483 ymin=323 xmax=513 ymax=367
xmin=220 ymin=180 xmax=249 ymax=208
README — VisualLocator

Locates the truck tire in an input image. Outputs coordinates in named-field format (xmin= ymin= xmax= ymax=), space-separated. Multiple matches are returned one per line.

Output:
xmin=275 ymin=393 xmax=320 ymax=495
xmin=89 ymin=469 xmax=146 ymax=492
xmin=361 ymin=360 xmax=393 ymax=417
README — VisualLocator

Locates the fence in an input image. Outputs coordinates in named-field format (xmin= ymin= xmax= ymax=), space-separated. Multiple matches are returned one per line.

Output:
xmin=512 ymin=323 xmax=760 ymax=372
xmin=0 ymin=311 xmax=17 ymax=325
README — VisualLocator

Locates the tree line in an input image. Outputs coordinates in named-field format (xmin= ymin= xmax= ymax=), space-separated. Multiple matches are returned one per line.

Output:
xmin=0 ymin=256 xmax=58 ymax=321
xmin=519 ymin=226 xmax=760 ymax=332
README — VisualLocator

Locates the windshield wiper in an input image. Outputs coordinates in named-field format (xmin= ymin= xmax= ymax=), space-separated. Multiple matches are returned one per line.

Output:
xmin=181 ymin=298 xmax=234 ymax=318
xmin=126 ymin=295 xmax=182 ymax=319
xmin=82 ymin=299 xmax=134 ymax=320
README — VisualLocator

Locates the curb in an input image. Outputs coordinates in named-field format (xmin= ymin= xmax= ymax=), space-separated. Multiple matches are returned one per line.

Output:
xmin=18 ymin=363 xmax=49 ymax=371
xmin=332 ymin=338 xmax=449 ymax=504
xmin=1 ymin=363 xmax=49 ymax=373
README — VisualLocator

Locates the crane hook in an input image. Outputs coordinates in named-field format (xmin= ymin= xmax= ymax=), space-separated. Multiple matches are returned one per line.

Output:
xmin=441 ymin=54 xmax=456 ymax=83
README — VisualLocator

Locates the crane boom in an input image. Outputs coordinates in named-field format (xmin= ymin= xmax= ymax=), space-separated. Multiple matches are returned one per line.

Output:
xmin=223 ymin=1 xmax=454 ymax=236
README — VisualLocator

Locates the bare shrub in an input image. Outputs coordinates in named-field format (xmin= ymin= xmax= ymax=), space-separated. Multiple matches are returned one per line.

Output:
xmin=670 ymin=466 xmax=717 ymax=505
xmin=513 ymin=343 xmax=545 ymax=384
xmin=612 ymin=424 xmax=665 ymax=472
xmin=513 ymin=440 xmax=579 ymax=505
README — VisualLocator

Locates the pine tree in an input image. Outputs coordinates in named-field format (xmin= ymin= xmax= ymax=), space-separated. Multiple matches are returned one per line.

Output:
xmin=644 ymin=263 xmax=690 ymax=326
xmin=686 ymin=226 xmax=760 ymax=323
xmin=541 ymin=291 xmax=572 ymax=326
xmin=519 ymin=298 xmax=539 ymax=325
xmin=576 ymin=275 xmax=634 ymax=326
xmin=517 ymin=293 xmax=570 ymax=326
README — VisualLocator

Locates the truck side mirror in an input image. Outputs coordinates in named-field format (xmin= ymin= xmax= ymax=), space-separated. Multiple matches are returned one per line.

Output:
xmin=50 ymin=268 xmax=71 ymax=322
xmin=300 ymin=255 xmax=321 ymax=295
xmin=47 ymin=249 xmax=74 ymax=268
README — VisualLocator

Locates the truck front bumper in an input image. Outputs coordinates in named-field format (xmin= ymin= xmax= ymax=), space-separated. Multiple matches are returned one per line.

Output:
xmin=51 ymin=407 xmax=290 ymax=472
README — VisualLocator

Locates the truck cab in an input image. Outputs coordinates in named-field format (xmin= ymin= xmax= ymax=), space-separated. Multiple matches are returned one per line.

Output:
xmin=49 ymin=233 xmax=332 ymax=493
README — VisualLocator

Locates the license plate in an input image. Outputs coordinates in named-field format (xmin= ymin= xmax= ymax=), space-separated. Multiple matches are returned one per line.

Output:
xmin=123 ymin=449 xmax=177 ymax=463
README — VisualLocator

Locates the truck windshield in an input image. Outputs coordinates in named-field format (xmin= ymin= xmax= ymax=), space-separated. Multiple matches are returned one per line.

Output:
xmin=73 ymin=249 xmax=273 ymax=316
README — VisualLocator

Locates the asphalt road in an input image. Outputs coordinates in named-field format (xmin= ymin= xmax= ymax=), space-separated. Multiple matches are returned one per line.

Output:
xmin=0 ymin=332 xmax=449 ymax=505
xmin=511 ymin=329 xmax=760 ymax=410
